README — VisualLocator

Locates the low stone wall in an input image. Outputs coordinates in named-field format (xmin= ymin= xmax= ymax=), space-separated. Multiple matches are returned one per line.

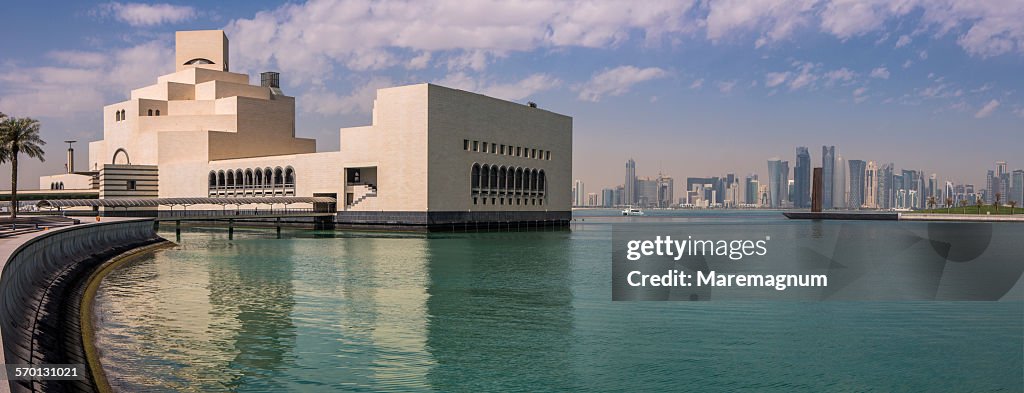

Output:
xmin=0 ymin=219 xmax=163 ymax=393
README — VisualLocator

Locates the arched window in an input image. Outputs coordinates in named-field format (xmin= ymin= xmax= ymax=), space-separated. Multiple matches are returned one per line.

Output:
xmin=60 ymin=182 xmax=64 ymax=190
xmin=235 ymin=170 xmax=243 ymax=187
xmin=255 ymin=168 xmax=263 ymax=186
xmin=264 ymin=167 xmax=272 ymax=185
xmin=50 ymin=182 xmax=55 ymax=190
xmin=481 ymin=165 xmax=490 ymax=188
xmin=471 ymin=164 xmax=482 ymax=189
xmin=209 ymin=171 xmax=217 ymax=187
xmin=217 ymin=170 xmax=225 ymax=187
xmin=499 ymin=166 xmax=507 ymax=190
xmin=523 ymin=169 xmax=531 ymax=192
xmin=506 ymin=167 xmax=514 ymax=192
xmin=285 ymin=166 xmax=295 ymax=185
xmin=274 ymin=167 xmax=284 ymax=186
xmin=115 ymin=111 xmax=120 ymax=122
xmin=155 ymin=110 xmax=160 ymax=116
xmin=148 ymin=109 xmax=153 ymax=116
xmin=530 ymin=169 xmax=538 ymax=191
xmin=538 ymin=170 xmax=546 ymax=193
xmin=490 ymin=166 xmax=498 ymax=190
xmin=515 ymin=168 xmax=523 ymax=191
xmin=245 ymin=169 xmax=254 ymax=187
xmin=184 ymin=58 xmax=215 ymax=65
xmin=227 ymin=171 xmax=235 ymax=187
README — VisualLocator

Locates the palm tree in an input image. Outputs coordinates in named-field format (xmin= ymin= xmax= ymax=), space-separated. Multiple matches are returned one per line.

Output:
xmin=945 ymin=197 xmax=953 ymax=214
xmin=974 ymin=197 xmax=984 ymax=214
xmin=0 ymin=116 xmax=46 ymax=221
xmin=927 ymin=195 xmax=936 ymax=212
xmin=993 ymin=193 xmax=1001 ymax=214
xmin=1010 ymin=201 xmax=1017 ymax=215
xmin=959 ymin=199 xmax=968 ymax=214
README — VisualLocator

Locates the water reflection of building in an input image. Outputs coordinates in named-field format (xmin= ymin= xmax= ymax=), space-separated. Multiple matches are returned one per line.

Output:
xmin=423 ymin=233 xmax=574 ymax=390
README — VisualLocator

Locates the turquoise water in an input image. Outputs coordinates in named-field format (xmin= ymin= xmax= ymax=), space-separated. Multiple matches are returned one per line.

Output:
xmin=93 ymin=210 xmax=1023 ymax=392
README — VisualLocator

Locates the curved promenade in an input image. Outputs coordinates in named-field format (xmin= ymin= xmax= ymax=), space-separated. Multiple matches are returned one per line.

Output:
xmin=0 ymin=218 xmax=165 ymax=393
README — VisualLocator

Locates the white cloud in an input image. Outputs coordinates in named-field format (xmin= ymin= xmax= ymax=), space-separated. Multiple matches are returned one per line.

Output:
xmin=788 ymin=62 xmax=818 ymax=90
xmin=301 ymin=77 xmax=395 ymax=115
xmin=895 ymin=34 xmax=912 ymax=47
xmin=918 ymin=50 xmax=929 ymax=59
xmin=869 ymin=66 xmax=890 ymax=79
xmin=225 ymin=0 xmax=698 ymax=83
xmin=689 ymin=78 xmax=704 ymax=90
xmin=577 ymin=66 xmax=668 ymax=102
xmin=1013 ymin=107 xmax=1024 ymax=118
xmin=407 ymin=52 xmax=432 ymax=70
xmin=902 ymin=59 xmax=913 ymax=68
xmin=0 ymin=41 xmax=171 ymax=117
xmin=824 ymin=67 xmax=856 ymax=86
xmin=974 ymin=99 xmax=1000 ymax=118
xmin=705 ymin=0 xmax=1024 ymax=58
xmin=765 ymin=72 xmax=786 ymax=88
xmin=717 ymin=79 xmax=738 ymax=93
xmin=853 ymin=86 xmax=868 ymax=103
xmin=98 ymin=2 xmax=196 ymax=26
xmin=439 ymin=72 xmax=562 ymax=102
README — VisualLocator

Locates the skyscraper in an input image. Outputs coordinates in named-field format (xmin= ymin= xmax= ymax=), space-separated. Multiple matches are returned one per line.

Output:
xmin=833 ymin=152 xmax=846 ymax=209
xmin=601 ymin=188 xmax=615 ymax=208
xmin=878 ymin=163 xmax=894 ymax=209
xmin=624 ymin=158 xmax=636 ymax=206
xmin=794 ymin=146 xmax=811 ymax=208
xmin=985 ymin=169 xmax=995 ymax=204
xmin=863 ymin=161 xmax=877 ymax=209
xmin=573 ymin=179 xmax=585 ymax=207
xmin=745 ymin=174 xmax=759 ymax=205
xmin=848 ymin=160 xmax=866 ymax=209
xmin=1012 ymin=170 xmax=1024 ymax=205
xmin=656 ymin=174 xmax=674 ymax=208
xmin=637 ymin=177 xmax=658 ymax=208
xmin=767 ymin=158 xmax=789 ymax=209
xmin=821 ymin=146 xmax=835 ymax=209
xmin=996 ymin=161 xmax=1009 ymax=203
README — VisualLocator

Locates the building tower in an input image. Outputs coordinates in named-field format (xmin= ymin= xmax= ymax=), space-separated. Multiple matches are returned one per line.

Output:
xmin=821 ymin=146 xmax=835 ymax=209
xmin=794 ymin=146 xmax=811 ymax=208
xmin=624 ymin=158 xmax=636 ymax=206
xmin=863 ymin=161 xmax=877 ymax=209
xmin=833 ymin=151 xmax=846 ymax=209
xmin=848 ymin=160 xmax=866 ymax=209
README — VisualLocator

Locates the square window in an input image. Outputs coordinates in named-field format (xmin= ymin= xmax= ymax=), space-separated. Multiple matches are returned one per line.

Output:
xmin=482 ymin=142 xmax=488 ymax=152
xmin=473 ymin=141 xmax=479 ymax=151
xmin=545 ymin=151 xmax=551 ymax=160
xmin=500 ymin=145 xmax=505 ymax=154
xmin=127 ymin=180 xmax=137 ymax=190
xmin=464 ymin=139 xmax=470 ymax=150
xmin=516 ymin=147 xmax=521 ymax=156
xmin=490 ymin=144 xmax=496 ymax=154
xmin=531 ymin=149 xmax=536 ymax=158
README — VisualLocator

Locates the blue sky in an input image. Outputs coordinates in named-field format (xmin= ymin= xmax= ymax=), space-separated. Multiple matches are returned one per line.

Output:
xmin=1 ymin=0 xmax=1021 ymax=190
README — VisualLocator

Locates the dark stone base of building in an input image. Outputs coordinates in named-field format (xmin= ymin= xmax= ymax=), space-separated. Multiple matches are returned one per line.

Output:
xmin=335 ymin=210 xmax=572 ymax=232
xmin=783 ymin=211 xmax=899 ymax=220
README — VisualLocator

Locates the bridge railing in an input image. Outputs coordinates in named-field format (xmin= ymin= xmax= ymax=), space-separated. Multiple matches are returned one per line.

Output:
xmin=56 ymin=208 xmax=320 ymax=218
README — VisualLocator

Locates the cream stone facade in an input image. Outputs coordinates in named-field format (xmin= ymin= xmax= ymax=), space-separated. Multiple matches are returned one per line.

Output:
xmin=40 ymin=30 xmax=572 ymax=229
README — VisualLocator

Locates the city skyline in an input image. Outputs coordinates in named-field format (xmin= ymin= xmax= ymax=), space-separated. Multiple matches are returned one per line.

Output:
xmin=578 ymin=152 xmax=1019 ymax=209
xmin=1 ymin=1 xmax=1022 ymax=190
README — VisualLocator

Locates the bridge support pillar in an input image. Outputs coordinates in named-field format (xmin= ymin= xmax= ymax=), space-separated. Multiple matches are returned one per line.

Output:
xmin=175 ymin=220 xmax=181 ymax=241
xmin=228 ymin=219 xmax=234 ymax=239
xmin=276 ymin=218 xmax=281 ymax=238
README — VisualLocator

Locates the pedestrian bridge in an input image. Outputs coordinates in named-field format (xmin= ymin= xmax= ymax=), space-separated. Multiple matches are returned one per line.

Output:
xmin=34 ymin=197 xmax=339 ymax=233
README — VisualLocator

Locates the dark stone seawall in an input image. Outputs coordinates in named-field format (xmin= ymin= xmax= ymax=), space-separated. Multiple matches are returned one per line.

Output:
xmin=0 ymin=220 xmax=164 ymax=393
xmin=335 ymin=210 xmax=572 ymax=231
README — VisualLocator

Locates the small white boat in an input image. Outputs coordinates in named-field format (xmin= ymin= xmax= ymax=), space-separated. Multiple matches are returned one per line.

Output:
xmin=622 ymin=207 xmax=645 ymax=216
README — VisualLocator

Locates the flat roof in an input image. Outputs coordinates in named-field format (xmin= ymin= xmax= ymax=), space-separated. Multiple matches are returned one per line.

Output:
xmin=36 ymin=196 xmax=336 ymax=209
